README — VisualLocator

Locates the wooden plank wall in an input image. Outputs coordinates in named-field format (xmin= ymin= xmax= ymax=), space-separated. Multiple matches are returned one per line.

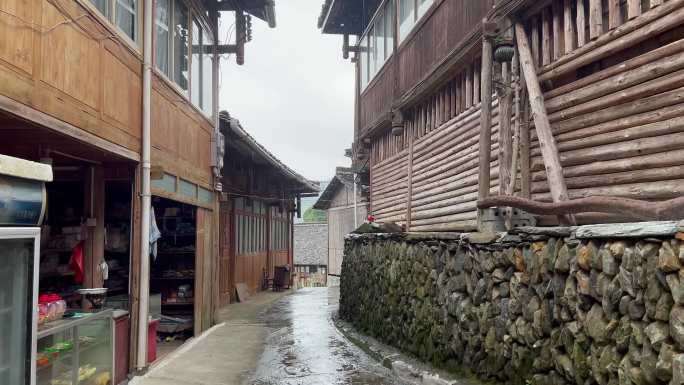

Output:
xmin=0 ymin=0 xmax=141 ymax=151
xmin=0 ymin=0 xmax=213 ymax=190
xmin=359 ymin=62 xmax=395 ymax=133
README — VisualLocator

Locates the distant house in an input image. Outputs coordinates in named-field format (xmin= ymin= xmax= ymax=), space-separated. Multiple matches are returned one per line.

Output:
xmin=293 ymin=223 xmax=328 ymax=287
xmin=313 ymin=167 xmax=368 ymax=285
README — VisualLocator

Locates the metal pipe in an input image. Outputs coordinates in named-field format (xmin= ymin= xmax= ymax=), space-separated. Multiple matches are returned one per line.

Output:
xmin=137 ymin=0 xmax=153 ymax=371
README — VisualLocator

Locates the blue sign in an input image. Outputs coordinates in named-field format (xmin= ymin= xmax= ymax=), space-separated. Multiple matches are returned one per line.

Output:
xmin=0 ymin=175 xmax=46 ymax=226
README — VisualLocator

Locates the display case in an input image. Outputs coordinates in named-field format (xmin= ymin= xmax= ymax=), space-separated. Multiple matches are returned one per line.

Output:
xmin=36 ymin=310 xmax=114 ymax=385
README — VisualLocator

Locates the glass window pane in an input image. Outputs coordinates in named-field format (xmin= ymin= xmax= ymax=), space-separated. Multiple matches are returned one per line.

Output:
xmin=116 ymin=0 xmax=137 ymax=41
xmin=202 ymin=29 xmax=213 ymax=116
xmin=90 ymin=0 xmax=109 ymax=17
xmin=155 ymin=0 xmax=170 ymax=76
xmin=399 ymin=0 xmax=414 ymax=42
xmin=359 ymin=36 xmax=367 ymax=89
xmin=418 ymin=0 xmax=432 ymax=18
xmin=173 ymin=0 xmax=189 ymax=92
xmin=376 ymin=13 xmax=385 ymax=65
xmin=191 ymin=19 xmax=201 ymax=107
xmin=368 ymin=26 xmax=375 ymax=78
xmin=386 ymin=0 xmax=395 ymax=57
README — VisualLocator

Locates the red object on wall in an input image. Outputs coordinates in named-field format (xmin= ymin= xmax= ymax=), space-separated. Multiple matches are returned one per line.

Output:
xmin=114 ymin=314 xmax=130 ymax=385
xmin=147 ymin=319 xmax=159 ymax=363
xmin=69 ymin=241 xmax=85 ymax=284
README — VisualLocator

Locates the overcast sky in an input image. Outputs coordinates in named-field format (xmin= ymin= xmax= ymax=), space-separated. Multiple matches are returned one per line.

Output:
xmin=218 ymin=1 xmax=354 ymax=182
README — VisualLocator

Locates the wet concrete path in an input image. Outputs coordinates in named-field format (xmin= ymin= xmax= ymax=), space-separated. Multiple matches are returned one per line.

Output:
xmin=250 ymin=287 xmax=398 ymax=385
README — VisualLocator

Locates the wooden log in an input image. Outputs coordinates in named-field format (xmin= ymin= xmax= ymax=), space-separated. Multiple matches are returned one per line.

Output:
xmin=651 ymin=0 xmax=663 ymax=7
xmin=479 ymin=28 xmax=494 ymax=205
xmin=588 ymin=0 xmax=603 ymax=39
xmin=499 ymin=62 xmax=513 ymax=196
xmin=406 ymin=133 xmax=414 ymax=231
xmin=466 ymin=65 xmax=473 ymax=109
xmin=409 ymin=221 xmax=478 ymax=232
xmin=515 ymin=22 xmax=571 ymax=211
xmin=412 ymin=167 xmax=482 ymax=199
xmin=414 ymin=121 xmax=495 ymax=172
xmin=413 ymin=101 xmax=490 ymax=153
xmin=532 ymin=132 xmax=684 ymax=170
xmin=532 ymin=148 xmax=684 ymax=181
xmin=412 ymin=201 xmax=479 ymax=221
xmin=553 ymin=0 xmax=564 ymax=59
xmin=576 ymin=0 xmax=587 ymax=47
xmin=563 ymin=0 xmax=575 ymax=53
xmin=414 ymin=156 xmax=499 ymax=190
xmin=539 ymin=1 xmax=684 ymax=81
xmin=532 ymin=115 xmax=684 ymax=158
xmin=550 ymin=87 xmax=684 ymax=135
xmin=608 ymin=0 xmax=621 ymax=29
xmin=531 ymin=165 xmax=684 ymax=194
xmin=549 ymin=68 xmax=684 ymax=122
xmin=545 ymin=38 xmax=684 ymax=100
xmin=414 ymin=142 xmax=500 ymax=185
xmin=542 ymin=8 xmax=552 ymax=65
xmin=546 ymin=53 xmax=684 ymax=113
xmin=531 ymin=17 xmax=541 ymax=66
xmin=478 ymin=195 xmax=684 ymax=221
xmin=411 ymin=211 xmax=478 ymax=227
xmin=533 ymin=179 xmax=684 ymax=201
xmin=508 ymin=51 xmax=521 ymax=197
xmin=474 ymin=64 xmax=481 ymax=105
xmin=627 ymin=0 xmax=641 ymax=20
xmin=520 ymin=90 xmax=531 ymax=199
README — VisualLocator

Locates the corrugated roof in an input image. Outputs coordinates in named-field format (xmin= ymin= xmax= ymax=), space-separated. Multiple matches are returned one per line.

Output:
xmin=219 ymin=111 xmax=319 ymax=194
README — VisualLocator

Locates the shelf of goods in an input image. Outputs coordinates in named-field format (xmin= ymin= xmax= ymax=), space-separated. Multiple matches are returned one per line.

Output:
xmin=36 ymin=309 xmax=114 ymax=385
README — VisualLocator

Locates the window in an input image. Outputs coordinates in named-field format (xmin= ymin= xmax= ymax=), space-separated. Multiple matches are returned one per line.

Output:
xmin=88 ymin=0 xmax=137 ymax=41
xmin=398 ymin=0 xmax=434 ymax=42
xmin=359 ymin=0 xmax=396 ymax=91
xmin=116 ymin=0 xmax=137 ymax=41
xmin=191 ymin=19 xmax=201 ymax=106
xmin=155 ymin=0 xmax=171 ymax=76
xmin=154 ymin=0 xmax=214 ymax=116
xmin=173 ymin=0 xmax=189 ymax=93
xmin=201 ymin=29 xmax=214 ymax=115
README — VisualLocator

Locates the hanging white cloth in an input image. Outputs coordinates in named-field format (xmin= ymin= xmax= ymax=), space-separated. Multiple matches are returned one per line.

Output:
xmin=150 ymin=206 xmax=161 ymax=260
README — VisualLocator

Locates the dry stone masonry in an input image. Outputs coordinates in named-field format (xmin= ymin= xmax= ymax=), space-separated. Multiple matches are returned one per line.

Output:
xmin=340 ymin=229 xmax=684 ymax=385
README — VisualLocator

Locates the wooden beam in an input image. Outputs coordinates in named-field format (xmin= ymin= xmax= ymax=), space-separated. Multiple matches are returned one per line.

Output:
xmin=627 ymin=0 xmax=641 ymax=20
xmin=608 ymin=0 xmax=621 ymax=30
xmin=541 ymin=8 xmax=552 ymax=65
xmin=515 ymin=22 xmax=573 ymax=224
xmin=563 ymin=0 xmax=575 ymax=53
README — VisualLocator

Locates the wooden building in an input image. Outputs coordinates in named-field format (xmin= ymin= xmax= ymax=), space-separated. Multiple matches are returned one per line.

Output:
xmin=313 ymin=167 xmax=368 ymax=283
xmin=218 ymin=112 xmax=319 ymax=304
xmin=319 ymin=0 xmax=684 ymax=232
xmin=0 ymin=0 xmax=276 ymax=377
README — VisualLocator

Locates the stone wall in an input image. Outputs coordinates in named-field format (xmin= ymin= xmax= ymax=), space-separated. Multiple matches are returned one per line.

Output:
xmin=340 ymin=230 xmax=684 ymax=385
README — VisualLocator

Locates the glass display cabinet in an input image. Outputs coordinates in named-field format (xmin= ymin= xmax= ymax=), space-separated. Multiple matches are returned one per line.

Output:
xmin=36 ymin=310 xmax=114 ymax=385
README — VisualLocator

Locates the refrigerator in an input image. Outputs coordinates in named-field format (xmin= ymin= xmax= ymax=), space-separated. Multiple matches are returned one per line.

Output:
xmin=0 ymin=228 xmax=40 ymax=385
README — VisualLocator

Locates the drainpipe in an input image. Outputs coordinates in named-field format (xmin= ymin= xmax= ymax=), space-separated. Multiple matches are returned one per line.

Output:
xmin=137 ymin=0 xmax=153 ymax=371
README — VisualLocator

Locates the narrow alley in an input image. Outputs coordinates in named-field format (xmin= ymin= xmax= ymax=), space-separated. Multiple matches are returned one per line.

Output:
xmin=132 ymin=288 xmax=398 ymax=385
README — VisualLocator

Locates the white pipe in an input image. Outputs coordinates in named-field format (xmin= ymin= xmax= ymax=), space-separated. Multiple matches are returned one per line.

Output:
xmin=353 ymin=172 xmax=358 ymax=228
xmin=137 ymin=0 xmax=153 ymax=371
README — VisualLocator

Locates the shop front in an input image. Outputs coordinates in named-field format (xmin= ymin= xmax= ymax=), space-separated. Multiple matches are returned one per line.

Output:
xmin=0 ymin=110 xmax=139 ymax=385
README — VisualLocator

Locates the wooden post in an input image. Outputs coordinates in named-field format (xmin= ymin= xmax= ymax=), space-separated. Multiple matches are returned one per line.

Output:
xmin=577 ymin=0 xmax=587 ymax=47
xmin=478 ymin=20 xmax=494 ymax=229
xmin=589 ymin=0 xmax=603 ymax=39
xmin=608 ymin=0 xmax=621 ymax=30
xmin=406 ymin=128 xmax=414 ymax=231
xmin=563 ymin=0 xmax=575 ymax=53
xmin=515 ymin=22 xmax=574 ymax=224
xmin=499 ymin=62 xmax=513 ymax=196
xmin=83 ymin=166 xmax=105 ymax=289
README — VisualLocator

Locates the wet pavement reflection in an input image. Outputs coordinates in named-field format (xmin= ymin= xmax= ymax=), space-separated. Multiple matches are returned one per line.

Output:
xmin=250 ymin=287 xmax=399 ymax=385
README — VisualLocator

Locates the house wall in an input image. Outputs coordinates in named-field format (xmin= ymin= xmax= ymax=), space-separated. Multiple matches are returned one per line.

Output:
xmin=363 ymin=0 xmax=684 ymax=231
xmin=327 ymin=185 xmax=368 ymax=279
